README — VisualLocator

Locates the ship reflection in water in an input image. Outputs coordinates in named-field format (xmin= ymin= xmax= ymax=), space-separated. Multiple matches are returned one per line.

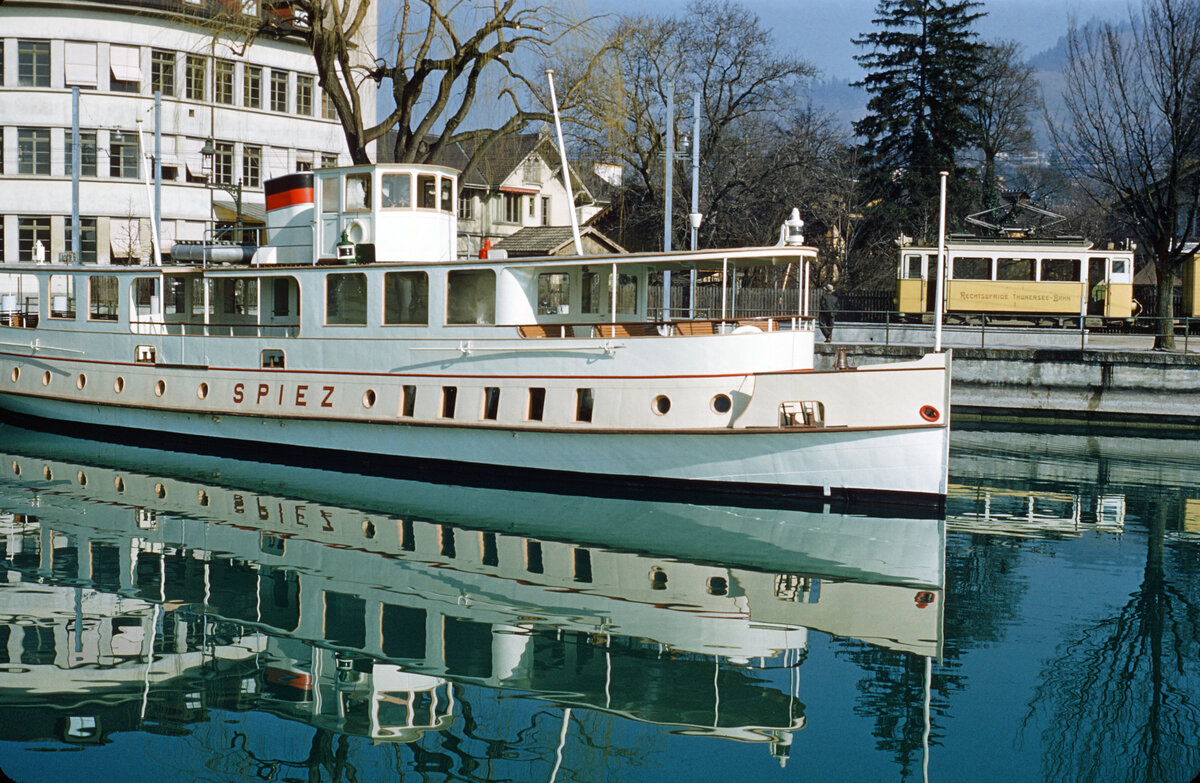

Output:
xmin=0 ymin=425 xmax=944 ymax=776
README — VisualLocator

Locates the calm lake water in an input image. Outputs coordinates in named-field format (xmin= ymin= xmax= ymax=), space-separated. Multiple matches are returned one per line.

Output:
xmin=0 ymin=421 xmax=1197 ymax=782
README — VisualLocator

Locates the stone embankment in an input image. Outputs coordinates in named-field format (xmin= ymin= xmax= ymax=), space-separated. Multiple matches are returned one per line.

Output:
xmin=815 ymin=339 xmax=1200 ymax=426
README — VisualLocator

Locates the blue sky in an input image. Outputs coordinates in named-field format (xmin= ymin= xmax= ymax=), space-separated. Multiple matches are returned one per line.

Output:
xmin=585 ymin=0 xmax=1132 ymax=80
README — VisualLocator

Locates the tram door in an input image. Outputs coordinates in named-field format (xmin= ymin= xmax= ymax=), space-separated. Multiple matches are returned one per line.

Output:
xmin=925 ymin=253 xmax=939 ymax=312
xmin=1087 ymin=257 xmax=1107 ymax=316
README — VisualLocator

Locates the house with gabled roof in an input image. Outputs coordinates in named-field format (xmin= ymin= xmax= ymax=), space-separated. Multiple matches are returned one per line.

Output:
xmin=379 ymin=125 xmax=613 ymax=257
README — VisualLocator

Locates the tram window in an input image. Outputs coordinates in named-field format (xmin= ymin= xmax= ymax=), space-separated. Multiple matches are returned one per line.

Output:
xmin=1112 ymin=259 xmax=1128 ymax=276
xmin=952 ymin=257 xmax=991 ymax=280
xmin=997 ymin=258 xmax=1035 ymax=281
xmin=1041 ymin=258 xmax=1080 ymax=282
xmin=904 ymin=254 xmax=923 ymax=279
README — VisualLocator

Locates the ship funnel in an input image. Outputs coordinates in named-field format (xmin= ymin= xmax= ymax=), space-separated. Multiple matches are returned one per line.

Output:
xmin=262 ymin=172 xmax=315 ymax=264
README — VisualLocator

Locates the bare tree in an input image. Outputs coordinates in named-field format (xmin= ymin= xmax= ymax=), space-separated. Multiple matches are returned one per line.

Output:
xmin=259 ymin=1 xmax=609 ymax=173
xmin=968 ymin=40 xmax=1038 ymax=210
xmin=1054 ymin=0 xmax=1200 ymax=349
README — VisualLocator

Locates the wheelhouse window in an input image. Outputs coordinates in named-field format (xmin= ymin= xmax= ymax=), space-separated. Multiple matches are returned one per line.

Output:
xmin=537 ymin=273 xmax=570 ymax=315
xmin=49 ymin=275 xmax=76 ymax=319
xmin=1040 ymin=258 xmax=1081 ymax=282
xmin=345 ymin=173 xmax=371 ymax=211
xmin=384 ymin=271 xmax=428 ymax=325
xmin=320 ymin=176 xmax=339 ymax=212
xmin=446 ymin=270 xmax=495 ymax=325
xmin=951 ymin=256 xmax=991 ymax=280
xmin=417 ymin=175 xmax=437 ymax=209
xmin=440 ymin=178 xmax=454 ymax=212
xmin=326 ymin=273 xmax=367 ymax=325
xmin=89 ymin=275 xmax=119 ymax=321
xmin=996 ymin=257 xmax=1035 ymax=281
xmin=382 ymin=173 xmax=411 ymax=208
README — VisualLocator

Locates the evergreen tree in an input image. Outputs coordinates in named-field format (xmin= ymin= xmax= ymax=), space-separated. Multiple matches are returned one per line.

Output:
xmin=852 ymin=0 xmax=985 ymax=241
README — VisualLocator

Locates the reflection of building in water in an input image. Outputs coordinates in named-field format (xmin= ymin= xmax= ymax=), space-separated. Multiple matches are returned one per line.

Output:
xmin=0 ymin=448 xmax=944 ymax=762
xmin=948 ymin=485 xmax=1126 ymax=538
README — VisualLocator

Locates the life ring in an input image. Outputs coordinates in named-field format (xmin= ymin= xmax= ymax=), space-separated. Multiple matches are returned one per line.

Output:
xmin=919 ymin=405 xmax=940 ymax=422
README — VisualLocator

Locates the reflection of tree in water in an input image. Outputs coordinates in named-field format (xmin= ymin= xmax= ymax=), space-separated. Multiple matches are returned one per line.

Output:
xmin=835 ymin=534 xmax=1028 ymax=775
xmin=1022 ymin=500 xmax=1200 ymax=781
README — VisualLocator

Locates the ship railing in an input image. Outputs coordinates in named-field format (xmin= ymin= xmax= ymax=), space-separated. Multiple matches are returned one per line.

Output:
xmin=517 ymin=316 xmax=813 ymax=339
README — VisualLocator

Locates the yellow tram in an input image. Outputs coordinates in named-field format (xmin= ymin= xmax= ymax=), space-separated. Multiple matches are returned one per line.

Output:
xmin=896 ymin=238 xmax=1137 ymax=324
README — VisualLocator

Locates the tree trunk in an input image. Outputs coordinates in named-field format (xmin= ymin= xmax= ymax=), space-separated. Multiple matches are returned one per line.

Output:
xmin=1153 ymin=257 xmax=1176 ymax=351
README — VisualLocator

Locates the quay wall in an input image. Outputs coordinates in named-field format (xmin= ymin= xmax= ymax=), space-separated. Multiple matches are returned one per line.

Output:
xmin=815 ymin=344 xmax=1200 ymax=425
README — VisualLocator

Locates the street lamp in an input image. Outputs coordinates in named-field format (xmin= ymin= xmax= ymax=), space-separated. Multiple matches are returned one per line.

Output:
xmin=200 ymin=139 xmax=243 ymax=243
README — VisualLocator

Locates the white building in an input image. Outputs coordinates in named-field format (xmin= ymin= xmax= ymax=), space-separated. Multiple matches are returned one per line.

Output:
xmin=0 ymin=0 xmax=375 ymax=265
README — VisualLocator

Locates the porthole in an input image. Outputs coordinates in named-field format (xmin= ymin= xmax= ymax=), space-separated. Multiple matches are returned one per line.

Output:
xmin=42 ymin=466 xmax=52 ymax=480
xmin=197 ymin=382 xmax=209 ymax=400
xmin=41 ymin=371 xmax=51 ymax=387
xmin=114 ymin=476 xmax=125 ymax=492
xmin=711 ymin=394 xmax=732 ymax=414
xmin=154 ymin=483 xmax=166 ymax=499
xmin=10 ymin=367 xmax=19 ymax=383
xmin=362 ymin=389 xmax=377 ymax=409
xmin=114 ymin=376 xmax=125 ymax=394
xmin=154 ymin=379 xmax=166 ymax=397
xmin=76 ymin=374 xmax=87 ymax=390
xmin=76 ymin=471 xmax=87 ymax=487
xmin=652 ymin=395 xmax=671 ymax=415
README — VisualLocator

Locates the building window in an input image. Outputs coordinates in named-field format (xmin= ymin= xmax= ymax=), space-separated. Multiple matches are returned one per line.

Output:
xmin=65 ymin=131 xmax=98 ymax=177
xmin=503 ymin=193 xmax=521 ymax=223
xmin=458 ymin=191 xmax=474 ymax=220
xmin=151 ymin=50 xmax=176 ymax=96
xmin=64 ymin=41 xmax=97 ymax=88
xmin=541 ymin=196 xmax=550 ymax=226
xmin=296 ymin=74 xmax=313 ymax=115
xmin=321 ymin=153 xmax=339 ymax=169
xmin=64 ymin=217 xmax=98 ymax=264
xmin=322 ymin=90 xmax=337 ymax=120
xmin=213 ymin=141 xmax=234 ymax=186
xmin=18 ymin=40 xmax=50 ymax=87
xmin=243 ymin=145 xmax=261 ymax=188
xmin=528 ymin=196 xmax=535 ymax=218
xmin=215 ymin=60 xmax=234 ymax=104
xmin=243 ymin=65 xmax=262 ymax=108
xmin=109 ymin=44 xmax=141 ymax=93
xmin=109 ymin=132 xmax=139 ymax=178
xmin=18 ymin=128 xmax=51 ymax=175
xmin=18 ymin=217 xmax=51 ymax=264
xmin=270 ymin=69 xmax=288 ymax=112
xmin=185 ymin=55 xmax=206 ymax=101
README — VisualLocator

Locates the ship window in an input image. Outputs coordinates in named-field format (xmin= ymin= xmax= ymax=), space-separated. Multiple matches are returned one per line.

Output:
xmin=400 ymin=519 xmax=415 ymax=551
xmin=573 ymin=548 xmax=592 ymax=583
xmin=440 ymin=177 xmax=454 ymax=212
xmin=575 ymin=388 xmax=594 ymax=423
xmin=49 ymin=275 xmax=76 ymax=319
xmin=261 ymin=349 xmax=285 ymax=369
xmin=381 ymin=173 xmax=411 ymax=208
xmin=345 ymin=172 xmax=371 ymax=211
xmin=320 ymin=176 xmax=339 ymax=213
xmin=952 ymin=256 xmax=991 ymax=280
xmin=400 ymin=385 xmax=416 ymax=417
xmin=1040 ymin=258 xmax=1081 ymax=282
xmin=525 ymin=540 xmax=544 ymax=574
xmin=482 ymin=387 xmax=500 ymax=420
xmin=133 ymin=277 xmax=159 ymax=317
xmin=446 ymin=269 xmax=495 ymax=324
xmin=997 ymin=257 xmax=1035 ymax=281
xmin=607 ymin=272 xmax=639 ymax=314
xmin=383 ymin=271 xmax=428 ymax=325
xmin=581 ymin=271 xmax=599 ymax=314
xmin=380 ymin=604 xmax=426 ymax=659
xmin=526 ymin=387 xmax=546 ymax=421
xmin=325 ymin=272 xmax=366 ymax=325
xmin=537 ymin=273 xmax=570 ymax=315
xmin=440 ymin=386 xmax=457 ymax=418
xmin=417 ymin=174 xmax=437 ymax=209
xmin=88 ymin=275 xmax=119 ymax=321
xmin=481 ymin=532 xmax=499 ymax=566
xmin=439 ymin=525 xmax=456 ymax=558
xmin=272 ymin=277 xmax=296 ymax=317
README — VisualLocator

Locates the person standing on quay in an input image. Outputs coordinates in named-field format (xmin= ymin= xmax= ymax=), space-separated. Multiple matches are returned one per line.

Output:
xmin=819 ymin=283 xmax=838 ymax=343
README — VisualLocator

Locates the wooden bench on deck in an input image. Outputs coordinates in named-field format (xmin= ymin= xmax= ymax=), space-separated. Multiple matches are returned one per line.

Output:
xmin=517 ymin=324 xmax=574 ymax=338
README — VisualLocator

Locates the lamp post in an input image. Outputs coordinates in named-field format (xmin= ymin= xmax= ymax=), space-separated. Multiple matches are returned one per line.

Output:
xmin=200 ymin=139 xmax=243 ymax=243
